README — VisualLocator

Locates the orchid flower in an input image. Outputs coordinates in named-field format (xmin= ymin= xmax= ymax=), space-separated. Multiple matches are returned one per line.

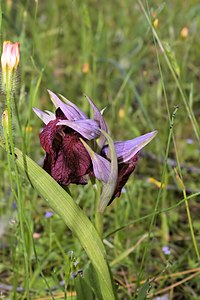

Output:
xmin=33 ymin=90 xmax=105 ymax=185
xmin=86 ymin=131 xmax=157 ymax=204
xmin=34 ymin=91 xmax=157 ymax=206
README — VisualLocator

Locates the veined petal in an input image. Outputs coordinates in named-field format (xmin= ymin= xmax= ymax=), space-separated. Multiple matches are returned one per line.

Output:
xmin=85 ymin=95 xmax=108 ymax=149
xmin=57 ymin=119 xmax=100 ymax=140
xmin=40 ymin=118 xmax=62 ymax=154
xmin=45 ymin=110 xmax=56 ymax=119
xmin=80 ymin=138 xmax=111 ymax=183
xmin=85 ymin=95 xmax=108 ymax=132
xmin=59 ymin=94 xmax=87 ymax=119
xmin=51 ymin=134 xmax=91 ymax=185
xmin=108 ymin=155 xmax=139 ymax=205
xmin=48 ymin=90 xmax=84 ymax=120
xmin=102 ymin=131 xmax=157 ymax=163
xmin=33 ymin=107 xmax=55 ymax=124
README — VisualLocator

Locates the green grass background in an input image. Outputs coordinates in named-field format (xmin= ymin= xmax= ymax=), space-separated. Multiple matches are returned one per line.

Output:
xmin=0 ymin=0 xmax=200 ymax=299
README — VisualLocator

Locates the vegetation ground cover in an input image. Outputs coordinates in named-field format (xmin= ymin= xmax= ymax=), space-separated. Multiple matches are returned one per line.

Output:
xmin=0 ymin=1 xmax=200 ymax=299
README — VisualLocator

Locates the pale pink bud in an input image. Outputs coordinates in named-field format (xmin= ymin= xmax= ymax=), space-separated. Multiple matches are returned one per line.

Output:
xmin=1 ymin=41 xmax=20 ymax=71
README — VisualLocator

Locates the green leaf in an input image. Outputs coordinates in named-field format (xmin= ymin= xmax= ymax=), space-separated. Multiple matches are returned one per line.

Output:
xmin=15 ymin=148 xmax=117 ymax=300
xmin=74 ymin=275 xmax=94 ymax=300
xmin=136 ymin=281 xmax=151 ymax=300
xmin=98 ymin=130 xmax=118 ymax=212
xmin=84 ymin=262 xmax=104 ymax=300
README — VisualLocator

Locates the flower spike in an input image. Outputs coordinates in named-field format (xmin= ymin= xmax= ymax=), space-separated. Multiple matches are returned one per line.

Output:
xmin=34 ymin=90 xmax=157 ymax=207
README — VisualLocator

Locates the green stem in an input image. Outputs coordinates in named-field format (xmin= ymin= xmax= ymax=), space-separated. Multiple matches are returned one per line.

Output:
xmin=183 ymin=189 xmax=200 ymax=260
xmin=136 ymin=106 xmax=179 ymax=291
xmin=95 ymin=210 xmax=104 ymax=238
xmin=94 ymin=181 xmax=104 ymax=238
xmin=3 ymin=125 xmax=17 ymax=200
xmin=5 ymin=86 xmax=30 ymax=299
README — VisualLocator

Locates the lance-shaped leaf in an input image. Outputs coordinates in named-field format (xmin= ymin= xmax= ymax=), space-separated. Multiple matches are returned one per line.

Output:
xmin=33 ymin=107 xmax=55 ymax=124
xmin=85 ymin=95 xmax=108 ymax=149
xmin=48 ymin=90 xmax=86 ymax=121
xmin=80 ymin=138 xmax=111 ymax=183
xmin=57 ymin=119 xmax=100 ymax=140
xmin=14 ymin=148 xmax=117 ymax=300
xmin=102 ymin=131 xmax=158 ymax=163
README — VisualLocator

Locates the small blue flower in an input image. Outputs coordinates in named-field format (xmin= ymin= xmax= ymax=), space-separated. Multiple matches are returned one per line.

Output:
xmin=162 ymin=246 xmax=171 ymax=255
xmin=186 ymin=138 xmax=194 ymax=144
xmin=45 ymin=211 xmax=54 ymax=218
xmin=12 ymin=201 xmax=17 ymax=210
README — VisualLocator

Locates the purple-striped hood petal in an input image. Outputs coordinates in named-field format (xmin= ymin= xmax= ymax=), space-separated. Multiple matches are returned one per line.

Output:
xmin=48 ymin=90 xmax=86 ymax=121
xmin=102 ymin=131 xmax=157 ymax=163
xmin=33 ymin=107 xmax=55 ymax=124
xmin=57 ymin=119 xmax=100 ymax=140
xmin=80 ymin=138 xmax=111 ymax=183
xmin=59 ymin=94 xmax=87 ymax=119
xmin=85 ymin=95 xmax=108 ymax=149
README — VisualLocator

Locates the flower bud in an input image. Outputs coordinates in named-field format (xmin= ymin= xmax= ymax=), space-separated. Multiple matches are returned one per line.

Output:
xmin=153 ymin=18 xmax=159 ymax=29
xmin=1 ymin=41 xmax=20 ymax=92
xmin=82 ymin=63 xmax=89 ymax=74
xmin=1 ymin=41 xmax=20 ymax=71
xmin=180 ymin=27 xmax=189 ymax=39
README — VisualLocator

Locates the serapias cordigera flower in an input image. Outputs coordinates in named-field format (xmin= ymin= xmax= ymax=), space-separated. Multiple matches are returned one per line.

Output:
xmin=101 ymin=131 xmax=157 ymax=204
xmin=34 ymin=91 xmax=157 ymax=205
xmin=83 ymin=130 xmax=157 ymax=205
xmin=34 ymin=90 xmax=102 ymax=185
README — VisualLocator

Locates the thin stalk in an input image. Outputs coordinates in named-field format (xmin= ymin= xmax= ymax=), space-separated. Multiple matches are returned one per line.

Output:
xmin=105 ymin=191 xmax=200 ymax=238
xmin=172 ymin=133 xmax=199 ymax=260
xmin=138 ymin=0 xmax=200 ymax=142
xmin=5 ymin=86 xmax=30 ymax=299
xmin=95 ymin=211 xmax=104 ymax=238
xmin=3 ymin=121 xmax=17 ymax=200
xmin=183 ymin=189 xmax=200 ymax=260
xmin=94 ymin=182 xmax=104 ymax=238
xmin=136 ymin=106 xmax=179 ymax=290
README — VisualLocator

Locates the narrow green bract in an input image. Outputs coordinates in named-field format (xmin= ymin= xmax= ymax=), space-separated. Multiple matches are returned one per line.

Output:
xmin=15 ymin=148 xmax=117 ymax=300
xmin=98 ymin=130 xmax=118 ymax=212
